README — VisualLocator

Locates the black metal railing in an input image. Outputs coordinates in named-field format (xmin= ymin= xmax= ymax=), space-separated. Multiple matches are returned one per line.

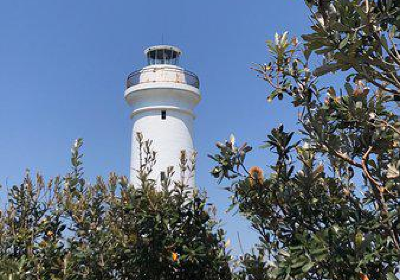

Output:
xmin=126 ymin=67 xmax=200 ymax=89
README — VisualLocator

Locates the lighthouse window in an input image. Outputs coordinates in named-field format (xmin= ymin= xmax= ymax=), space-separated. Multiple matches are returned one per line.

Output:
xmin=161 ymin=110 xmax=167 ymax=120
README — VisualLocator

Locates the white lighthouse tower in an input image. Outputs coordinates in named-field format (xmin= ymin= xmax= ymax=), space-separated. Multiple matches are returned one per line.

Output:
xmin=125 ymin=45 xmax=201 ymax=189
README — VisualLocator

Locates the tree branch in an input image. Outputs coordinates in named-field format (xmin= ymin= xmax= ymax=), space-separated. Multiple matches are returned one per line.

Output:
xmin=361 ymin=146 xmax=383 ymax=191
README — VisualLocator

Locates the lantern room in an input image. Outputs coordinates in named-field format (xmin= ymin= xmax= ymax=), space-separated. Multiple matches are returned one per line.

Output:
xmin=145 ymin=45 xmax=182 ymax=66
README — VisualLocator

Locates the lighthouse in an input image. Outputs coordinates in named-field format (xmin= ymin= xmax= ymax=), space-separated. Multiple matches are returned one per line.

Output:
xmin=125 ymin=45 xmax=201 ymax=189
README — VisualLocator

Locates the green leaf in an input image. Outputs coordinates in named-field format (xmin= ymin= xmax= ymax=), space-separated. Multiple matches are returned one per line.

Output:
xmin=339 ymin=35 xmax=349 ymax=50
xmin=387 ymin=161 xmax=400 ymax=179
xmin=344 ymin=83 xmax=353 ymax=95
xmin=387 ymin=272 xmax=398 ymax=280
xmin=302 ymin=262 xmax=315 ymax=273
xmin=313 ymin=63 xmax=341 ymax=77
xmin=380 ymin=35 xmax=389 ymax=50
xmin=278 ymin=249 xmax=290 ymax=257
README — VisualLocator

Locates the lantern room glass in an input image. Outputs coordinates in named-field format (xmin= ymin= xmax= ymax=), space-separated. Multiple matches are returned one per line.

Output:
xmin=147 ymin=49 xmax=180 ymax=66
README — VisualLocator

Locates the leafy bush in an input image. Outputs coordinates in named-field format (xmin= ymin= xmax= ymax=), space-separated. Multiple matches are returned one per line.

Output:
xmin=0 ymin=134 xmax=232 ymax=280
xmin=211 ymin=1 xmax=400 ymax=279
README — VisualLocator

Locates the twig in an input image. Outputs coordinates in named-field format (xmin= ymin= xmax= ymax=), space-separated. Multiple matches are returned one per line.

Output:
xmin=237 ymin=232 xmax=245 ymax=255
xmin=362 ymin=147 xmax=400 ymax=250
xmin=361 ymin=146 xmax=383 ymax=191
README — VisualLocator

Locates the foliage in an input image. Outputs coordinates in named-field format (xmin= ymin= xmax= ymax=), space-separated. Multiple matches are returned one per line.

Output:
xmin=211 ymin=1 xmax=400 ymax=279
xmin=0 ymin=135 xmax=232 ymax=280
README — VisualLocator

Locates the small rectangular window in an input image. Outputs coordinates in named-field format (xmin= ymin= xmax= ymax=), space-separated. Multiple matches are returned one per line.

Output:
xmin=161 ymin=172 xmax=166 ymax=181
xmin=161 ymin=110 xmax=166 ymax=120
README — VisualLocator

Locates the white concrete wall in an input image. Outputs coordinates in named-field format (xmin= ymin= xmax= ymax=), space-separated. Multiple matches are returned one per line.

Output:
xmin=130 ymin=108 xmax=195 ymax=187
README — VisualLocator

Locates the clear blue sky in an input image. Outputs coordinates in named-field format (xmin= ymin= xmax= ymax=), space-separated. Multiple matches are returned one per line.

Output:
xmin=0 ymin=1 xmax=310 ymax=254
